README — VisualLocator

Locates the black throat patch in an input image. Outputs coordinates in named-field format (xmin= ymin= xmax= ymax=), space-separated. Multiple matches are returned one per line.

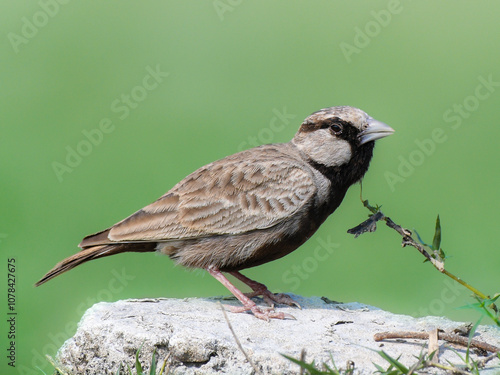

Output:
xmin=307 ymin=141 xmax=375 ymax=188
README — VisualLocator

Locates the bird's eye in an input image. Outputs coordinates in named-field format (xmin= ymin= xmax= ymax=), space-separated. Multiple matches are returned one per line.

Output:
xmin=330 ymin=124 xmax=343 ymax=135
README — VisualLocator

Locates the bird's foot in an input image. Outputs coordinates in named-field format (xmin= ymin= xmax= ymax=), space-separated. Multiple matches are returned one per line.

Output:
xmin=245 ymin=290 xmax=301 ymax=309
xmin=230 ymin=271 xmax=302 ymax=309
xmin=228 ymin=304 xmax=296 ymax=321
xmin=207 ymin=267 xmax=296 ymax=320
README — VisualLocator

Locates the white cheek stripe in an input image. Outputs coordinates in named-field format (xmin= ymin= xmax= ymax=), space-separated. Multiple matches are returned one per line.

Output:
xmin=326 ymin=140 xmax=352 ymax=166
xmin=297 ymin=130 xmax=352 ymax=167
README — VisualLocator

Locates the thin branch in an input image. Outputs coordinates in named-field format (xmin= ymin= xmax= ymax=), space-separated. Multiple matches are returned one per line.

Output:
xmin=158 ymin=353 xmax=171 ymax=375
xmin=426 ymin=362 xmax=471 ymax=375
xmin=347 ymin=208 xmax=443 ymax=270
xmin=347 ymin=202 xmax=498 ymax=314
xmin=374 ymin=331 xmax=500 ymax=353
xmin=299 ymin=349 xmax=306 ymax=375
xmin=219 ymin=303 xmax=262 ymax=375
xmin=477 ymin=352 xmax=500 ymax=368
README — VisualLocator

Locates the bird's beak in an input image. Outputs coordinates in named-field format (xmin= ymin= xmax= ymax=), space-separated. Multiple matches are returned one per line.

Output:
xmin=359 ymin=117 xmax=395 ymax=145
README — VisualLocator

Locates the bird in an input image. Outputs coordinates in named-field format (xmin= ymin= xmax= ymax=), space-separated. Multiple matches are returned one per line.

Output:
xmin=36 ymin=106 xmax=394 ymax=320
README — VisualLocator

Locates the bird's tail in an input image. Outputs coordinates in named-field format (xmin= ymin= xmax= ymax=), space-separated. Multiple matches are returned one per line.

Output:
xmin=35 ymin=243 xmax=155 ymax=287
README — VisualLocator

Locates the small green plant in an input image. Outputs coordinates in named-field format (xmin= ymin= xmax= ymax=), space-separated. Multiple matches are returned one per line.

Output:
xmin=372 ymin=349 xmax=422 ymax=374
xmin=285 ymin=340 xmax=499 ymax=375
xmin=121 ymin=344 xmax=169 ymax=375
xmin=348 ymin=195 xmax=499 ymax=326
xmin=43 ymin=345 xmax=169 ymax=375
xmin=460 ymin=295 xmax=500 ymax=328
xmin=283 ymin=349 xmax=429 ymax=375
xmin=414 ymin=214 xmax=446 ymax=264
xmin=282 ymin=352 xmax=353 ymax=374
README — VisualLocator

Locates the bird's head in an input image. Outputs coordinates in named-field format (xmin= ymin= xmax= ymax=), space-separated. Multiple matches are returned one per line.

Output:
xmin=292 ymin=106 xmax=394 ymax=169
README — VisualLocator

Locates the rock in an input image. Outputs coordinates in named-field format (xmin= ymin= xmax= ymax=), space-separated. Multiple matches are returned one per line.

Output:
xmin=56 ymin=295 xmax=500 ymax=374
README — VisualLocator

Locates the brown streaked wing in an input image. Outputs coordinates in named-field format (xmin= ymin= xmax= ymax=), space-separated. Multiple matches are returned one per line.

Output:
xmin=108 ymin=147 xmax=316 ymax=241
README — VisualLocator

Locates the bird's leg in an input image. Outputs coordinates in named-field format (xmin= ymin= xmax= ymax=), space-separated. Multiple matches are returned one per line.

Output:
xmin=207 ymin=266 xmax=294 ymax=321
xmin=229 ymin=271 xmax=301 ymax=309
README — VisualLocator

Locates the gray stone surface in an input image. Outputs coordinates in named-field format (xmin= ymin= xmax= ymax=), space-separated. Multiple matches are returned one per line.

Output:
xmin=56 ymin=295 xmax=500 ymax=374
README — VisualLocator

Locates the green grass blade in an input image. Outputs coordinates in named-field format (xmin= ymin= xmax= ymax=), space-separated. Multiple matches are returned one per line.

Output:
xmin=377 ymin=350 xmax=409 ymax=373
xmin=413 ymin=229 xmax=430 ymax=247
xmin=282 ymin=354 xmax=325 ymax=374
xmin=158 ymin=355 xmax=169 ymax=375
xmin=466 ymin=318 xmax=482 ymax=364
xmin=135 ymin=342 xmax=144 ymax=375
xmin=149 ymin=349 xmax=157 ymax=375
xmin=432 ymin=215 xmax=441 ymax=250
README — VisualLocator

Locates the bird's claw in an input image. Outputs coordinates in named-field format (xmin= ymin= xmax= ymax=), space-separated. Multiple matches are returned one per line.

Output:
xmin=267 ymin=292 xmax=302 ymax=310
xmin=227 ymin=304 xmax=296 ymax=321
xmin=250 ymin=306 xmax=296 ymax=321
xmin=245 ymin=290 xmax=301 ymax=309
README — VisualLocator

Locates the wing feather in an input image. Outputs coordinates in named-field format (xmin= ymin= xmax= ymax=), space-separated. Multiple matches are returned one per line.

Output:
xmin=103 ymin=146 xmax=315 ymax=242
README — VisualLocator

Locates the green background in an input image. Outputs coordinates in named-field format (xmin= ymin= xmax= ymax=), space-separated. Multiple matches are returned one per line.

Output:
xmin=1 ymin=1 xmax=499 ymax=373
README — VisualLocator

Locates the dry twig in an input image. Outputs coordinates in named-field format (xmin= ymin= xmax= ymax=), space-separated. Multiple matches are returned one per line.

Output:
xmin=347 ymin=201 xmax=498 ymax=313
xmin=299 ymin=349 xmax=306 ymax=375
xmin=477 ymin=352 xmax=500 ymax=368
xmin=374 ymin=331 xmax=500 ymax=353
xmin=428 ymin=329 xmax=439 ymax=364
